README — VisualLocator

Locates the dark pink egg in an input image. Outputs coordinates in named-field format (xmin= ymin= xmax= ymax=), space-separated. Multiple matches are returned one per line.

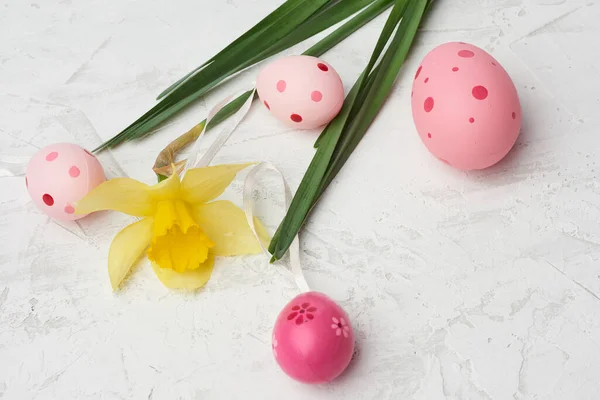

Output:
xmin=272 ymin=292 xmax=354 ymax=383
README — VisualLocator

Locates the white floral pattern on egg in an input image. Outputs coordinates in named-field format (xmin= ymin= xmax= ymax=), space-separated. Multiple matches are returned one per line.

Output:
xmin=256 ymin=55 xmax=345 ymax=130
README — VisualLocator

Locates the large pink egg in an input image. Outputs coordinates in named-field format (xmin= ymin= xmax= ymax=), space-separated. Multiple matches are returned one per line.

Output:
xmin=26 ymin=143 xmax=106 ymax=221
xmin=256 ymin=55 xmax=345 ymax=129
xmin=411 ymin=42 xmax=521 ymax=170
xmin=272 ymin=291 xmax=354 ymax=383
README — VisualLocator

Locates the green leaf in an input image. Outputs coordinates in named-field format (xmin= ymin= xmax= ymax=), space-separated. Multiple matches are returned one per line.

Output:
xmin=267 ymin=76 xmax=364 ymax=257
xmin=265 ymin=0 xmax=386 ymax=59
xmin=205 ymin=90 xmax=255 ymax=131
xmin=94 ymin=0 xmax=332 ymax=152
xmin=269 ymin=0 xmax=413 ymax=260
xmin=304 ymin=0 xmax=395 ymax=62
xmin=321 ymin=0 xmax=427 ymax=191
xmin=269 ymin=0 xmax=430 ymax=260
xmin=157 ymin=0 xmax=314 ymax=100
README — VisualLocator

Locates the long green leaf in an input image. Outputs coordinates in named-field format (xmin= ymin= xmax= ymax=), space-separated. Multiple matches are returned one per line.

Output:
xmin=263 ymin=0 xmax=381 ymax=59
xmin=94 ymin=0 xmax=393 ymax=153
xmin=150 ymin=0 xmax=396 ymax=152
xmin=322 ymin=0 xmax=427 ymax=191
xmin=205 ymin=90 xmax=255 ymax=131
xmin=304 ymin=0 xmax=394 ymax=58
xmin=157 ymin=0 xmax=315 ymax=100
xmin=269 ymin=0 xmax=430 ymax=260
xmin=269 ymin=0 xmax=413 ymax=259
xmin=267 ymin=75 xmax=364 ymax=257
xmin=94 ymin=0 xmax=331 ymax=152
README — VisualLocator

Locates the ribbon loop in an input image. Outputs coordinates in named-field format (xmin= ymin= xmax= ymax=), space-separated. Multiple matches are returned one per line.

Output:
xmin=243 ymin=162 xmax=310 ymax=293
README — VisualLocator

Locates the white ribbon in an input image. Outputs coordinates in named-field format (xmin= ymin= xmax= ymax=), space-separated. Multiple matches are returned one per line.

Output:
xmin=188 ymin=89 xmax=256 ymax=170
xmin=243 ymin=162 xmax=310 ymax=293
xmin=184 ymin=89 xmax=310 ymax=292
xmin=0 ymin=155 xmax=28 ymax=177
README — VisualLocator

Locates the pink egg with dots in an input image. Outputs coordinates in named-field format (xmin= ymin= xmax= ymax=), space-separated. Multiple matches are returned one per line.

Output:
xmin=26 ymin=143 xmax=106 ymax=221
xmin=257 ymin=55 xmax=345 ymax=129
xmin=272 ymin=291 xmax=354 ymax=384
xmin=411 ymin=42 xmax=521 ymax=170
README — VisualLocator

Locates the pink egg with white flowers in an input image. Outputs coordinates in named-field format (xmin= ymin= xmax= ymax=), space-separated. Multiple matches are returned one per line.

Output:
xmin=26 ymin=143 xmax=106 ymax=221
xmin=257 ymin=55 xmax=345 ymax=129
xmin=411 ymin=42 xmax=521 ymax=170
xmin=272 ymin=291 xmax=354 ymax=383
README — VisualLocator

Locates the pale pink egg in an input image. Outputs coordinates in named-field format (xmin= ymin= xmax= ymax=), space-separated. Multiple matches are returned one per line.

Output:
xmin=26 ymin=143 xmax=106 ymax=221
xmin=272 ymin=291 xmax=354 ymax=383
xmin=411 ymin=42 xmax=521 ymax=170
xmin=256 ymin=55 xmax=345 ymax=129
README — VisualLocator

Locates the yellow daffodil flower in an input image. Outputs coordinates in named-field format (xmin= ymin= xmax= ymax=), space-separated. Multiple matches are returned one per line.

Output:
xmin=75 ymin=163 xmax=267 ymax=290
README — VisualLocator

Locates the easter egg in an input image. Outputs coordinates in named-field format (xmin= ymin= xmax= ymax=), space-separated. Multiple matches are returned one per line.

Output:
xmin=26 ymin=143 xmax=106 ymax=221
xmin=411 ymin=42 xmax=521 ymax=170
xmin=256 ymin=55 xmax=345 ymax=130
xmin=272 ymin=291 xmax=354 ymax=383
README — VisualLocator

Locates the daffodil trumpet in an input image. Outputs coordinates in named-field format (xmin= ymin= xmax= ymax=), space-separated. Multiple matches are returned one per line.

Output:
xmin=75 ymin=163 xmax=268 ymax=290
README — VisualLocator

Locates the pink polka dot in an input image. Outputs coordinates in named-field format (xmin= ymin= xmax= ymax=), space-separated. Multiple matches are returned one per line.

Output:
xmin=264 ymin=100 xmax=270 ymax=110
xmin=452 ymin=67 xmax=459 ymax=72
xmin=64 ymin=205 xmax=75 ymax=214
xmin=290 ymin=114 xmax=303 ymax=123
xmin=415 ymin=66 xmax=422 ymax=79
xmin=427 ymin=133 xmax=432 ymax=138
xmin=472 ymin=85 xmax=488 ymax=100
xmin=469 ymin=117 xmax=475 ymax=123
xmin=46 ymin=152 xmax=58 ymax=161
xmin=276 ymin=80 xmax=286 ymax=92
xmin=43 ymin=194 xmax=54 ymax=206
xmin=69 ymin=166 xmax=80 ymax=178
xmin=424 ymin=97 xmax=434 ymax=112
xmin=512 ymin=112 xmax=516 ymax=119
xmin=311 ymin=90 xmax=322 ymax=102
xmin=424 ymin=77 xmax=429 ymax=83
xmin=458 ymin=50 xmax=474 ymax=58
xmin=317 ymin=63 xmax=329 ymax=72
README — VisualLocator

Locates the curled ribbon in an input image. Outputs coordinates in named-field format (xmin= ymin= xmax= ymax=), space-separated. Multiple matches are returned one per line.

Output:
xmin=243 ymin=162 xmax=310 ymax=293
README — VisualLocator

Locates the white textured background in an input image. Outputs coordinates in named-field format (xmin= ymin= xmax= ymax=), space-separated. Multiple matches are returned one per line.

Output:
xmin=1 ymin=0 xmax=600 ymax=399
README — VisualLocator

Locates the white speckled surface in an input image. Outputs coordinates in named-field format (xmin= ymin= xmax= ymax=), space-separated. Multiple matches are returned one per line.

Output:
xmin=2 ymin=0 xmax=600 ymax=399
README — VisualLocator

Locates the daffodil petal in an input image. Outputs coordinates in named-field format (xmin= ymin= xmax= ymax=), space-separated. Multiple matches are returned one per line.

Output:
xmin=192 ymin=200 xmax=268 ymax=256
xmin=181 ymin=163 xmax=253 ymax=204
xmin=75 ymin=178 xmax=153 ymax=216
xmin=151 ymin=254 xmax=214 ymax=290
xmin=149 ymin=170 xmax=181 ymax=201
xmin=108 ymin=217 xmax=153 ymax=290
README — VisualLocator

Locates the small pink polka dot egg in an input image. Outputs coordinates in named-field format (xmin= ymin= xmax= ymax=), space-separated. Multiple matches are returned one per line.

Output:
xmin=257 ymin=55 xmax=345 ymax=130
xmin=411 ymin=42 xmax=521 ymax=170
xmin=272 ymin=291 xmax=354 ymax=384
xmin=26 ymin=143 xmax=106 ymax=221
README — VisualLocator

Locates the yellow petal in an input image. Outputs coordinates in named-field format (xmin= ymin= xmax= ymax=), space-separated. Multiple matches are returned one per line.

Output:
xmin=152 ymin=200 xmax=198 ymax=237
xmin=181 ymin=163 xmax=253 ymax=204
xmin=151 ymin=254 xmax=214 ymax=290
xmin=75 ymin=178 xmax=153 ymax=216
xmin=149 ymin=169 xmax=181 ymax=202
xmin=147 ymin=224 xmax=214 ymax=273
xmin=192 ymin=200 xmax=268 ymax=256
xmin=108 ymin=217 xmax=153 ymax=290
